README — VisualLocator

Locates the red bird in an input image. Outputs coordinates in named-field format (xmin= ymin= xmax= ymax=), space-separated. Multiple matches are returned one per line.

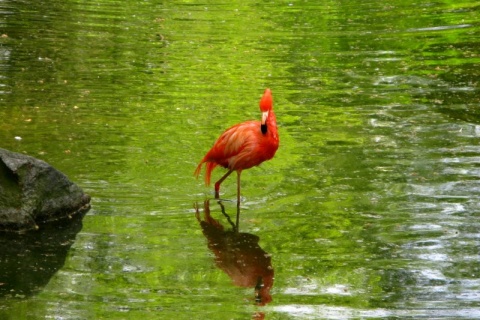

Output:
xmin=194 ymin=88 xmax=279 ymax=204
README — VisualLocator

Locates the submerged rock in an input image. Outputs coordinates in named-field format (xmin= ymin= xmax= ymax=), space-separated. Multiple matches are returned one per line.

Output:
xmin=0 ymin=210 xmax=86 ymax=297
xmin=0 ymin=148 xmax=90 ymax=232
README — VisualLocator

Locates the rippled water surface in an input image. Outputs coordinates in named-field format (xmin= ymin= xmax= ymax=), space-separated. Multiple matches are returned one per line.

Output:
xmin=1 ymin=0 xmax=479 ymax=319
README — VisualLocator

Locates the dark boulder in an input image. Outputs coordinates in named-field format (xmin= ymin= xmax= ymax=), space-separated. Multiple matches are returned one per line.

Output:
xmin=0 ymin=148 xmax=90 ymax=232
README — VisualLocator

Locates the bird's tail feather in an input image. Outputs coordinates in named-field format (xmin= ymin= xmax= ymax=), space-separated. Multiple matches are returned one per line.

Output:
xmin=194 ymin=162 xmax=203 ymax=179
xmin=205 ymin=162 xmax=217 ymax=186
xmin=194 ymin=160 xmax=217 ymax=186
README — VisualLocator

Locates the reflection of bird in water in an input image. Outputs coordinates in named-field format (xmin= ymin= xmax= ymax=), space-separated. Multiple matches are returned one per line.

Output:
xmin=194 ymin=88 xmax=279 ymax=207
xmin=195 ymin=200 xmax=274 ymax=306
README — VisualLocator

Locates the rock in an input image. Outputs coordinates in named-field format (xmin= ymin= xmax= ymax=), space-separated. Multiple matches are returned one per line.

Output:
xmin=0 ymin=148 xmax=90 ymax=232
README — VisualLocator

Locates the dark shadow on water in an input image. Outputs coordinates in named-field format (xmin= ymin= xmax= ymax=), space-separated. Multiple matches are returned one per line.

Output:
xmin=0 ymin=211 xmax=86 ymax=298
xmin=195 ymin=200 xmax=274 ymax=306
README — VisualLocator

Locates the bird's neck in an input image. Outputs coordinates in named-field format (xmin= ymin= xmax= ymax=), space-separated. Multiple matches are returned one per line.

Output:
xmin=267 ymin=109 xmax=277 ymax=128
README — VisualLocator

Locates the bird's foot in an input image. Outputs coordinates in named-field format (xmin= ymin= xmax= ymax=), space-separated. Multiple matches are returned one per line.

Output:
xmin=216 ymin=197 xmax=235 ymax=203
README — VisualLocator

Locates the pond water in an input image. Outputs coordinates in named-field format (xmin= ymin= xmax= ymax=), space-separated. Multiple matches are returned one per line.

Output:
xmin=1 ymin=0 xmax=480 ymax=319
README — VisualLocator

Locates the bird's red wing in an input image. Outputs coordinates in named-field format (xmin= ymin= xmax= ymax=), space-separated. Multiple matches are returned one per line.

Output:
xmin=195 ymin=121 xmax=263 ymax=185
xmin=212 ymin=121 xmax=259 ymax=161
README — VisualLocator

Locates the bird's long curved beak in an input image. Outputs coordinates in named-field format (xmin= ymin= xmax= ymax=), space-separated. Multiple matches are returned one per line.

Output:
xmin=261 ymin=111 xmax=269 ymax=125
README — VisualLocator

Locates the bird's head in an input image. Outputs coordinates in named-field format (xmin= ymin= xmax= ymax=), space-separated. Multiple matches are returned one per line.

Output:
xmin=259 ymin=88 xmax=272 ymax=133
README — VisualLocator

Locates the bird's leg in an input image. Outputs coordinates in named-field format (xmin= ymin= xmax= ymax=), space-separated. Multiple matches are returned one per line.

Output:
xmin=236 ymin=170 xmax=241 ymax=229
xmin=218 ymin=200 xmax=236 ymax=230
xmin=214 ymin=169 xmax=233 ymax=199
xmin=236 ymin=170 xmax=242 ymax=205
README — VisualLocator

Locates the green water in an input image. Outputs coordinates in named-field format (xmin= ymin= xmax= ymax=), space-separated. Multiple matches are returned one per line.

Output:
xmin=1 ymin=0 xmax=479 ymax=319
